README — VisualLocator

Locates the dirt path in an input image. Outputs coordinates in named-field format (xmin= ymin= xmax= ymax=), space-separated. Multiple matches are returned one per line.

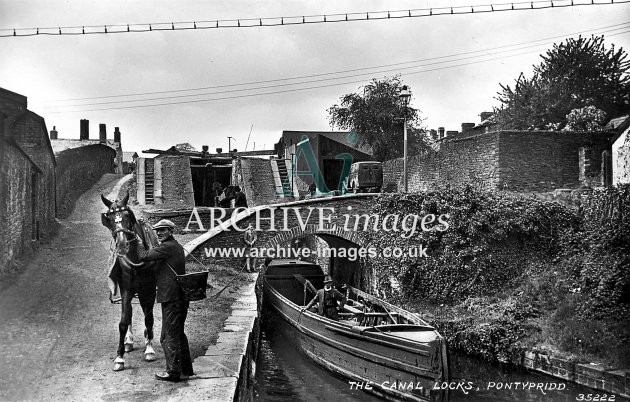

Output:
xmin=0 ymin=174 xmax=240 ymax=401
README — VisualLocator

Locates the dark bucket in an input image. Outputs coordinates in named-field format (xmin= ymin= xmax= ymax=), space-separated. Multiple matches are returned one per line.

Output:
xmin=176 ymin=271 xmax=209 ymax=301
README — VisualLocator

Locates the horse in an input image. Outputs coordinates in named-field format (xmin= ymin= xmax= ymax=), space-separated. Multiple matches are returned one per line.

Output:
xmin=100 ymin=191 xmax=158 ymax=371
xmin=218 ymin=185 xmax=237 ymax=208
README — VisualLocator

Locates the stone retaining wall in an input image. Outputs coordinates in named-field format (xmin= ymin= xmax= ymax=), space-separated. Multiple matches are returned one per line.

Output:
xmin=56 ymin=144 xmax=116 ymax=218
xmin=383 ymin=130 xmax=613 ymax=193
xmin=521 ymin=351 xmax=629 ymax=398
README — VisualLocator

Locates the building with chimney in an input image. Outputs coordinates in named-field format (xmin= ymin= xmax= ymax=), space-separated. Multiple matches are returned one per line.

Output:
xmin=50 ymin=120 xmax=120 ymax=217
xmin=0 ymin=87 xmax=57 ymax=273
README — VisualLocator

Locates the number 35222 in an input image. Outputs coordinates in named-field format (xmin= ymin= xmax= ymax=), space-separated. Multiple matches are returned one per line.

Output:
xmin=576 ymin=394 xmax=615 ymax=401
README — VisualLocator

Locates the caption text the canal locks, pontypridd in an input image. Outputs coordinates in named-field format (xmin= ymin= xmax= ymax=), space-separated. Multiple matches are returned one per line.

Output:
xmin=348 ymin=380 xmax=569 ymax=395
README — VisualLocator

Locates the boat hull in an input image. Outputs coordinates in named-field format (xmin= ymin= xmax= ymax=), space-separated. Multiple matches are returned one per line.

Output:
xmin=262 ymin=267 xmax=448 ymax=401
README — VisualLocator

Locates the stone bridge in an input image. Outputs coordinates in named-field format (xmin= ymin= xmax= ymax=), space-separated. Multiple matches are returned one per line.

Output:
xmin=185 ymin=194 xmax=384 ymax=288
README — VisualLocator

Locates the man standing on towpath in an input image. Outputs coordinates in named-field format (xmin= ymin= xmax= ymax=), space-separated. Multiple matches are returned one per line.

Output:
xmin=136 ymin=219 xmax=194 ymax=382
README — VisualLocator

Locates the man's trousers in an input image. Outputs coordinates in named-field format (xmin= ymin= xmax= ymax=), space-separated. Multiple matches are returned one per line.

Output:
xmin=160 ymin=299 xmax=193 ymax=376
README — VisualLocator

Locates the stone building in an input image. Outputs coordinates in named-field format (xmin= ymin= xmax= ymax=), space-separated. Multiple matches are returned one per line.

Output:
xmin=0 ymin=87 xmax=57 ymax=273
xmin=279 ymin=131 xmax=374 ymax=195
xmin=50 ymin=120 xmax=120 ymax=217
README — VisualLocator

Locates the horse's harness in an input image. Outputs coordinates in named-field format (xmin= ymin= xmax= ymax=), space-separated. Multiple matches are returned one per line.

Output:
xmin=103 ymin=205 xmax=139 ymax=256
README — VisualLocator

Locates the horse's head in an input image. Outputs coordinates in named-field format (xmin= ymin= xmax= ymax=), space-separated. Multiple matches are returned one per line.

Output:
xmin=101 ymin=192 xmax=137 ymax=256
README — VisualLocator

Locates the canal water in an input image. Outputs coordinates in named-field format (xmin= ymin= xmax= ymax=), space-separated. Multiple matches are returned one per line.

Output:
xmin=254 ymin=311 xmax=628 ymax=402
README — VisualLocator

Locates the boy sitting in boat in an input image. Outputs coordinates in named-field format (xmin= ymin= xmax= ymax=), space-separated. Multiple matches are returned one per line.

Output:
xmin=302 ymin=275 xmax=347 ymax=320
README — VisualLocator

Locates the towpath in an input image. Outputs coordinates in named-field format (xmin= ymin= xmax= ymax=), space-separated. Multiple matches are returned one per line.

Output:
xmin=0 ymin=174 xmax=238 ymax=401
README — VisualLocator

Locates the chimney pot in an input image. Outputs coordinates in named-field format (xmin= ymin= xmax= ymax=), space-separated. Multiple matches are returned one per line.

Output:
xmin=50 ymin=126 xmax=58 ymax=140
xmin=99 ymin=124 xmax=107 ymax=143
xmin=480 ymin=112 xmax=493 ymax=122
xmin=80 ymin=119 xmax=89 ymax=140
xmin=461 ymin=123 xmax=475 ymax=133
xmin=438 ymin=127 xmax=445 ymax=139
xmin=114 ymin=127 xmax=121 ymax=143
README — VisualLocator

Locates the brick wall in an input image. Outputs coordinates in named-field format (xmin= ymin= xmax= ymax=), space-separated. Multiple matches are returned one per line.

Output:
xmin=56 ymin=144 xmax=116 ymax=218
xmin=383 ymin=130 xmax=612 ymax=193
xmin=157 ymin=156 xmax=195 ymax=208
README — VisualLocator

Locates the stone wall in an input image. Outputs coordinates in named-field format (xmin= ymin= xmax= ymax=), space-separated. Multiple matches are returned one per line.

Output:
xmin=522 ymin=351 xmax=629 ymax=398
xmin=56 ymin=144 xmax=116 ymax=218
xmin=383 ymin=130 xmax=612 ymax=193
xmin=0 ymin=101 xmax=56 ymax=273
xmin=156 ymin=156 xmax=194 ymax=208
xmin=1 ymin=142 xmax=38 ymax=272
xmin=236 ymin=158 xmax=279 ymax=207
xmin=498 ymin=131 xmax=610 ymax=191
xmin=9 ymin=113 xmax=57 ymax=231
xmin=383 ymin=132 xmax=500 ymax=192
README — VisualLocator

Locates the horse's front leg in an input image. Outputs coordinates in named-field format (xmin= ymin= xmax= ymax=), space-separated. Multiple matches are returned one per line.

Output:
xmin=138 ymin=278 xmax=157 ymax=362
xmin=125 ymin=325 xmax=134 ymax=352
xmin=114 ymin=287 xmax=134 ymax=371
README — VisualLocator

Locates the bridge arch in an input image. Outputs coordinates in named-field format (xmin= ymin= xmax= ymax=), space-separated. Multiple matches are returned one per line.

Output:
xmin=184 ymin=194 xmax=379 ymax=288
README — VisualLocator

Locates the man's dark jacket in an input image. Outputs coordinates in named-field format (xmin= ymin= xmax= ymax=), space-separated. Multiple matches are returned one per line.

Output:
xmin=307 ymin=288 xmax=346 ymax=316
xmin=139 ymin=237 xmax=185 ymax=303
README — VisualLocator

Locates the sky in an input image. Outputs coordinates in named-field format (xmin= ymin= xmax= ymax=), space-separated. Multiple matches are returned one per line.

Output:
xmin=1 ymin=0 xmax=629 ymax=157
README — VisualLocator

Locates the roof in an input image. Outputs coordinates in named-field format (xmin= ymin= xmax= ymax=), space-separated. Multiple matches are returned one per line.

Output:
xmin=122 ymin=151 xmax=138 ymax=163
xmin=282 ymin=130 xmax=373 ymax=155
xmin=6 ymin=109 xmax=57 ymax=167
xmin=0 ymin=87 xmax=27 ymax=108
xmin=604 ymin=115 xmax=630 ymax=131
xmin=51 ymin=138 xmax=119 ymax=156
xmin=604 ymin=114 xmax=630 ymax=143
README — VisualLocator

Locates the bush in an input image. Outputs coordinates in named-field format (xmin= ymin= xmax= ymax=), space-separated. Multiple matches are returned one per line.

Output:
xmin=369 ymin=185 xmax=630 ymax=366
xmin=365 ymin=186 xmax=578 ymax=302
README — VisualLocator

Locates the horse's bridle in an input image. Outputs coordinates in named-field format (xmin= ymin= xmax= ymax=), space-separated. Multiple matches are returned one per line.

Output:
xmin=103 ymin=206 xmax=138 ymax=255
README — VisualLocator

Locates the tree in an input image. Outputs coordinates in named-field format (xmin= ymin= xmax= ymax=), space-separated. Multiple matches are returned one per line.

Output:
xmin=495 ymin=35 xmax=630 ymax=130
xmin=564 ymin=106 xmax=607 ymax=131
xmin=327 ymin=76 xmax=432 ymax=161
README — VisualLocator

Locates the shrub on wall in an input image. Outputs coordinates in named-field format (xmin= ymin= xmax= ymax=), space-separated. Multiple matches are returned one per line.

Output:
xmin=366 ymin=185 xmax=630 ymax=366
xmin=365 ymin=187 xmax=578 ymax=303
xmin=560 ymin=185 xmax=630 ymax=319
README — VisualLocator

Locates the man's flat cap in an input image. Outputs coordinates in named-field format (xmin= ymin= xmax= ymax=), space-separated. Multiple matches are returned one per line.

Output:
xmin=152 ymin=219 xmax=176 ymax=230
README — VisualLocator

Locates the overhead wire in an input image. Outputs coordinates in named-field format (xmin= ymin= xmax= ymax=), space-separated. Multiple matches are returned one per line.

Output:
xmin=40 ymin=34 xmax=630 ymax=114
xmin=1 ymin=0 xmax=629 ymax=38
xmin=43 ymin=20 xmax=630 ymax=103
xmin=36 ymin=23 xmax=630 ymax=113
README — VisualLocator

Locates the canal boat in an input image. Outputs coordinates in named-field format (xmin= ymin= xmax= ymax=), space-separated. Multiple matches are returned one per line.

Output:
xmin=262 ymin=259 xmax=449 ymax=401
